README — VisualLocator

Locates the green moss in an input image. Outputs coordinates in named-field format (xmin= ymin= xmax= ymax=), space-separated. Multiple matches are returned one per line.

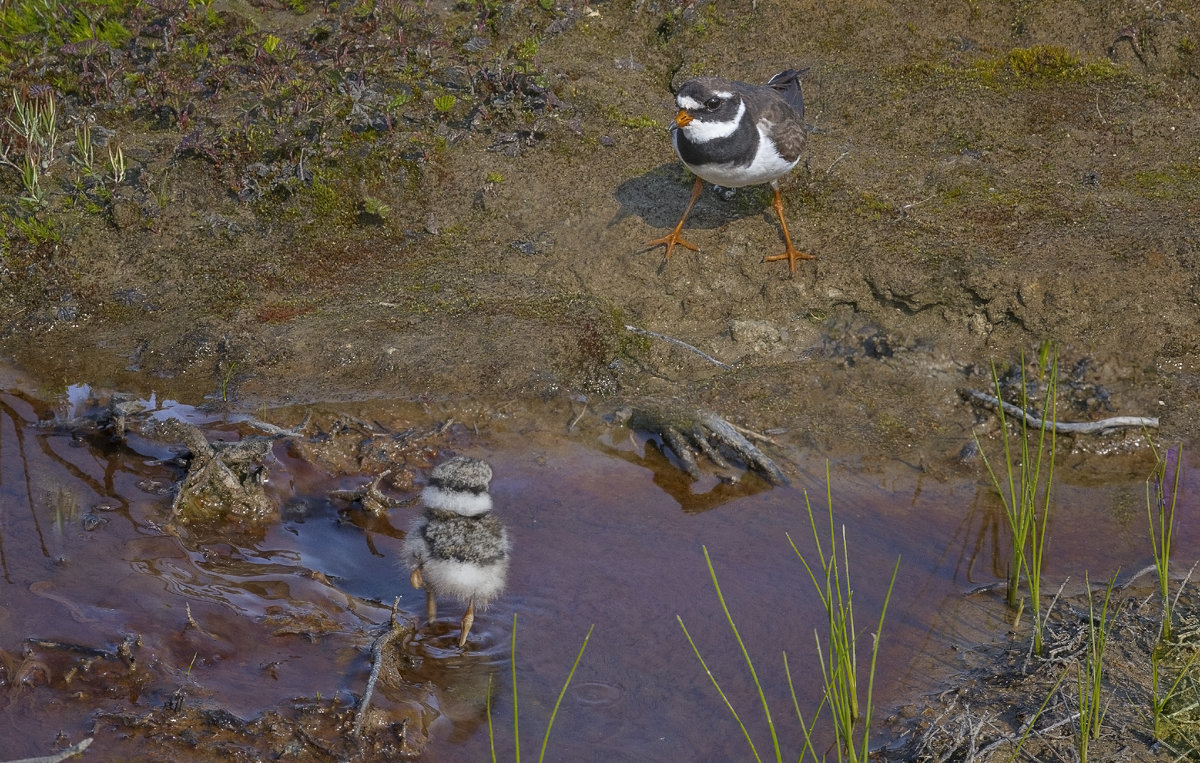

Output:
xmin=3 ymin=211 xmax=60 ymax=244
xmin=892 ymin=45 xmax=1127 ymax=92
xmin=601 ymin=104 xmax=661 ymax=130
xmin=856 ymin=191 xmax=893 ymax=219
xmin=1127 ymin=164 xmax=1200 ymax=200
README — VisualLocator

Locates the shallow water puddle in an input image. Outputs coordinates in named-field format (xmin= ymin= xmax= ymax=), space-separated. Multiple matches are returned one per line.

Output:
xmin=0 ymin=383 xmax=1195 ymax=759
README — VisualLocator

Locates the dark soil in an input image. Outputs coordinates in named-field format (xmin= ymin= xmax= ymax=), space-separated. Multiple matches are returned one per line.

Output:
xmin=2 ymin=0 xmax=1199 ymax=759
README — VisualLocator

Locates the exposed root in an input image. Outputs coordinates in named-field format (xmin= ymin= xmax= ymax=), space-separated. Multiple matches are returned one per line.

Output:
xmin=962 ymin=389 xmax=1158 ymax=433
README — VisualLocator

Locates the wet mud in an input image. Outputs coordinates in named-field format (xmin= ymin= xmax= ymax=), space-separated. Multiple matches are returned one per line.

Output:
xmin=0 ymin=381 xmax=1197 ymax=760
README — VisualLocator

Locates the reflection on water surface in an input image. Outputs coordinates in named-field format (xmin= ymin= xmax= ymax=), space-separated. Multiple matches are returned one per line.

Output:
xmin=0 ymin=382 xmax=1193 ymax=759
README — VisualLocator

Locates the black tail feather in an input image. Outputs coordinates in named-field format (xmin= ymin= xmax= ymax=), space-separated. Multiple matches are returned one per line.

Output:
xmin=766 ymin=68 xmax=807 ymax=120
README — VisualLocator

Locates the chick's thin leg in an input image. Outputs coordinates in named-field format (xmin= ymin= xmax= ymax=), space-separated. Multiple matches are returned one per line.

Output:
xmin=458 ymin=599 xmax=476 ymax=648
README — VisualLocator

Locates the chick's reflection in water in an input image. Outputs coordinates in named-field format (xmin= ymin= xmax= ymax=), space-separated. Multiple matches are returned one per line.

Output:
xmin=403 ymin=457 xmax=509 ymax=647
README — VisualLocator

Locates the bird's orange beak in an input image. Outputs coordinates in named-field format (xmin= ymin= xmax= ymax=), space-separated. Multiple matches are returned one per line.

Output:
xmin=674 ymin=109 xmax=693 ymax=128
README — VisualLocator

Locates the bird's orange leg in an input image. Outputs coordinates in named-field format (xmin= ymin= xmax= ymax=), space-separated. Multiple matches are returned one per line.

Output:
xmin=762 ymin=187 xmax=815 ymax=275
xmin=646 ymin=176 xmax=704 ymax=261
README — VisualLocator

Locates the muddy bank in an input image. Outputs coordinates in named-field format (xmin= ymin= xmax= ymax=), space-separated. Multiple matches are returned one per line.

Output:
xmin=0 ymin=0 xmax=1196 ymax=459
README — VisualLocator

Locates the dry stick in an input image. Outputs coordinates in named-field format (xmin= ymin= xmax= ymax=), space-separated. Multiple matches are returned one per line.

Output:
xmin=727 ymin=419 xmax=782 ymax=446
xmin=624 ymin=325 xmax=733 ymax=370
xmin=963 ymin=389 xmax=1158 ymax=433
xmin=353 ymin=599 xmax=410 ymax=741
xmin=241 ymin=412 xmax=313 ymax=437
xmin=567 ymin=400 xmax=588 ymax=432
xmin=1171 ymin=559 xmax=1199 ymax=613
xmin=826 ymin=149 xmax=850 ymax=175
xmin=3 ymin=738 xmax=93 ymax=763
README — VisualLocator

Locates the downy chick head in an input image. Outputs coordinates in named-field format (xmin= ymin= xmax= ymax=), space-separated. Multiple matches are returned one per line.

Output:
xmin=422 ymin=455 xmax=494 ymax=517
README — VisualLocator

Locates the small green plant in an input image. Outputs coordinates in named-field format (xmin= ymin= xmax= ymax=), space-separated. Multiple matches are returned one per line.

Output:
xmin=1149 ymin=638 xmax=1200 ymax=744
xmin=976 ymin=346 xmax=1058 ymax=656
xmin=1075 ymin=571 xmax=1119 ymax=761
xmin=677 ymin=466 xmax=898 ymax=763
xmin=485 ymin=171 xmax=505 ymax=184
xmin=361 ymin=196 xmax=389 ymax=220
xmin=5 ymin=210 xmax=59 ymax=243
xmin=3 ymin=89 xmax=58 ymax=205
xmin=513 ymin=38 xmax=538 ymax=63
xmin=433 ymin=94 xmax=456 ymax=113
xmin=5 ymin=88 xmax=58 ymax=166
xmin=72 ymin=121 xmax=96 ymax=174
xmin=107 ymin=142 xmax=126 ymax=185
xmin=219 ymin=361 xmax=237 ymax=401
xmin=262 ymin=33 xmax=281 ymax=54
xmin=486 ymin=613 xmax=593 ymax=762
xmin=793 ymin=466 xmax=899 ymax=763
xmin=1146 ymin=441 xmax=1182 ymax=643
xmin=18 ymin=153 xmax=46 ymax=208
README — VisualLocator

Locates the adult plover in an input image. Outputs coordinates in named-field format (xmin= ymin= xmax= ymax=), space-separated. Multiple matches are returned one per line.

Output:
xmin=647 ymin=69 xmax=814 ymax=274
xmin=402 ymin=456 xmax=509 ymax=647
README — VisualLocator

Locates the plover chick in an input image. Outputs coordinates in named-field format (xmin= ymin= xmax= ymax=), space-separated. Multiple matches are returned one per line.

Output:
xmin=402 ymin=456 xmax=509 ymax=647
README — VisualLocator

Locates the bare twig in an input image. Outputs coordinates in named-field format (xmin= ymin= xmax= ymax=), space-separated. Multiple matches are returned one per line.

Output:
xmin=3 ymin=738 xmax=93 ymax=763
xmin=1171 ymin=559 xmax=1199 ymax=612
xmin=625 ymin=324 xmax=732 ymax=370
xmin=962 ymin=389 xmax=1158 ymax=433
xmin=353 ymin=600 xmax=412 ymax=741
xmin=727 ymin=419 xmax=782 ymax=446
xmin=329 ymin=469 xmax=408 ymax=514
xmin=240 ymin=412 xmax=312 ymax=437
xmin=825 ymin=149 xmax=850 ymax=175
xmin=567 ymin=400 xmax=588 ymax=432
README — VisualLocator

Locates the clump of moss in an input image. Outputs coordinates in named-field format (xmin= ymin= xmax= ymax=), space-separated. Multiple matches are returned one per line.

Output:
xmin=893 ymin=45 xmax=1127 ymax=91
xmin=1004 ymin=45 xmax=1115 ymax=79
xmin=1126 ymin=164 xmax=1200 ymax=200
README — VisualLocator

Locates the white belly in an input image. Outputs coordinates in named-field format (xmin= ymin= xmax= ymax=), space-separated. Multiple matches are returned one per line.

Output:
xmin=676 ymin=121 xmax=799 ymax=188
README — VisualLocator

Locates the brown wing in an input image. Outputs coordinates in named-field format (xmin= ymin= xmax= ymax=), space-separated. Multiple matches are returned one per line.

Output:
xmin=756 ymin=95 xmax=806 ymax=162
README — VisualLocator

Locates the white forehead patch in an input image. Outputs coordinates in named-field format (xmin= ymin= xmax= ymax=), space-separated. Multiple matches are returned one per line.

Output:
xmin=677 ymin=90 xmax=736 ymax=110
xmin=679 ymin=100 xmax=746 ymax=143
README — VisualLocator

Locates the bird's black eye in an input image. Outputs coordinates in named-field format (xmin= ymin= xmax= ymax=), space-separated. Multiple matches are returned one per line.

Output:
xmin=704 ymin=97 xmax=722 ymax=110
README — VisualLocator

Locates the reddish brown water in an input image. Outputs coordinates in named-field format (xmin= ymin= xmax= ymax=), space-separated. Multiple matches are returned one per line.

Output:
xmin=0 ymin=379 xmax=1195 ymax=760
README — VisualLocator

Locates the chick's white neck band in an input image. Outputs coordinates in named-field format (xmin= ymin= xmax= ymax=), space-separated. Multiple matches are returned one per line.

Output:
xmin=423 ymin=485 xmax=493 ymax=516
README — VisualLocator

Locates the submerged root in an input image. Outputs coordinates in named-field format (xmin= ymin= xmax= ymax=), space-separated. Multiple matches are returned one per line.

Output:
xmin=613 ymin=402 xmax=789 ymax=485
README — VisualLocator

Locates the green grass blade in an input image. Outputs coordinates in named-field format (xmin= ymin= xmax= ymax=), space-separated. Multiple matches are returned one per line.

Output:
xmin=1008 ymin=666 xmax=1068 ymax=762
xmin=511 ymin=612 xmax=520 ymax=761
xmin=538 ymin=624 xmax=594 ymax=762
xmin=859 ymin=557 xmax=900 ymax=761
xmin=678 ymin=615 xmax=762 ymax=762
xmin=784 ymin=650 xmax=824 ymax=762
xmin=487 ymin=673 xmax=498 ymax=763
xmin=702 ymin=545 xmax=782 ymax=762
